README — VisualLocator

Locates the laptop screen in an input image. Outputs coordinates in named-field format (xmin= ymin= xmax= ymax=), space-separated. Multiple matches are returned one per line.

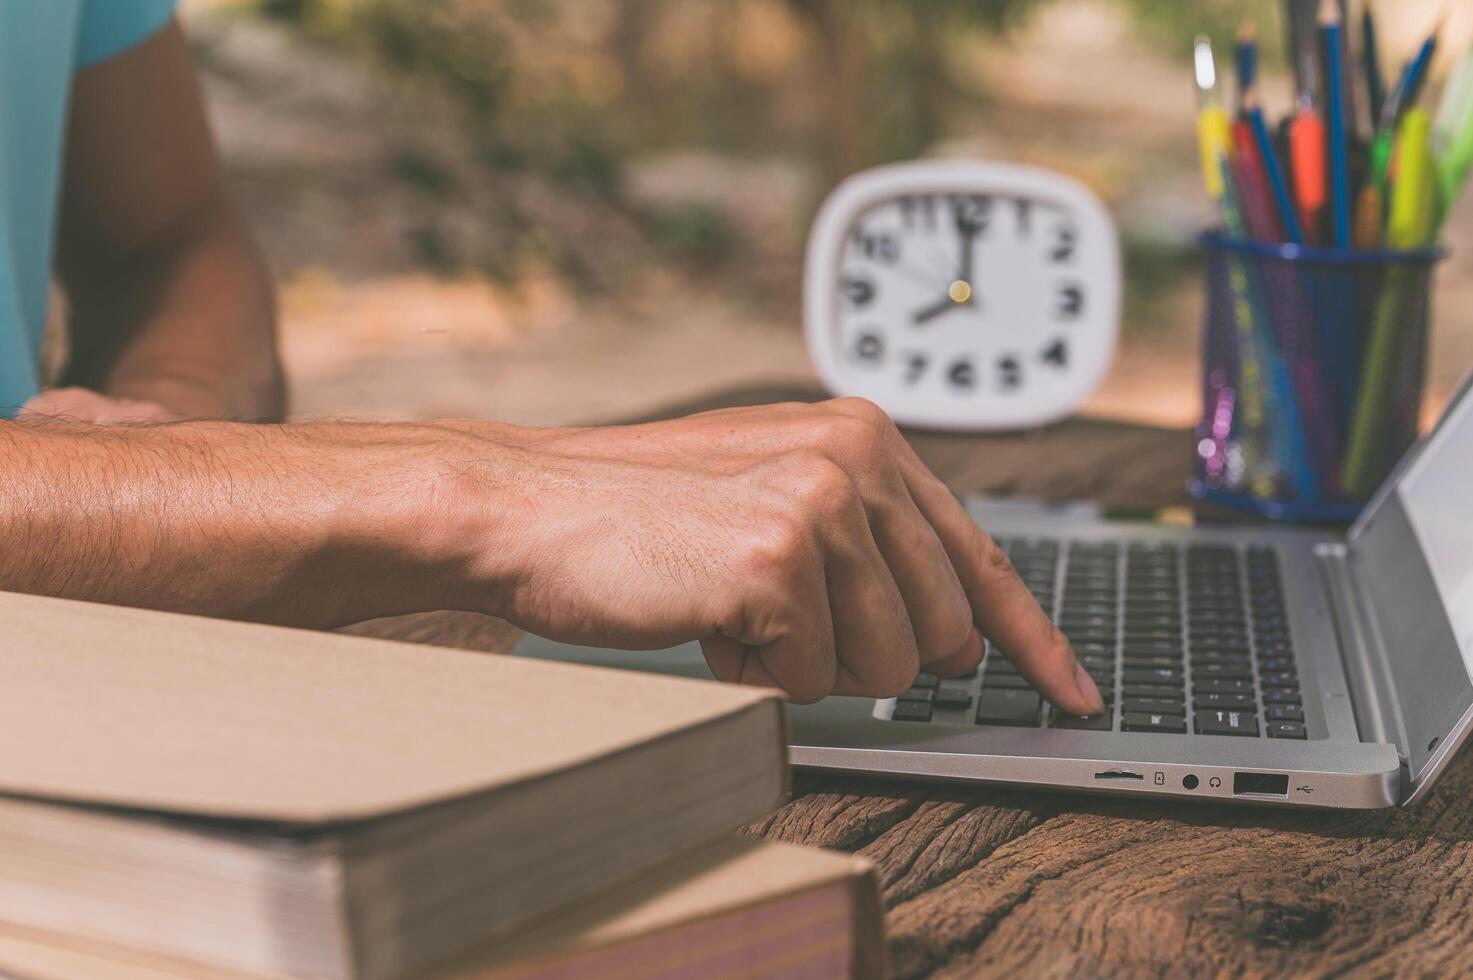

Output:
xmin=1397 ymin=390 xmax=1473 ymax=658
xmin=1350 ymin=375 xmax=1473 ymax=789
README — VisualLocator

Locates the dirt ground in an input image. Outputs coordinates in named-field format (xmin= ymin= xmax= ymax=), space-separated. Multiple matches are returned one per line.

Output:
xmin=184 ymin=2 xmax=1473 ymax=431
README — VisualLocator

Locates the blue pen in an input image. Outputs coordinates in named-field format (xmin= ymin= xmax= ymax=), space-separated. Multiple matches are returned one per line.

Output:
xmin=1320 ymin=0 xmax=1351 ymax=249
xmin=1244 ymin=90 xmax=1305 ymax=244
xmin=1235 ymin=19 xmax=1258 ymax=115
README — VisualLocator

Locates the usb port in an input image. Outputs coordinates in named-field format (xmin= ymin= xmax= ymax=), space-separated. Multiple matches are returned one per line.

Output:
xmin=1233 ymin=772 xmax=1289 ymax=796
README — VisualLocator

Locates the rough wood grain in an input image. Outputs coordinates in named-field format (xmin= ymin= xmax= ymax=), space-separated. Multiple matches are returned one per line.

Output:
xmin=346 ymin=383 xmax=1466 ymax=979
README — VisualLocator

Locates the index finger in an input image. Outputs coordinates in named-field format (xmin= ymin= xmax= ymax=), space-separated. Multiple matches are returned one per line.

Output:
xmin=892 ymin=451 xmax=1105 ymax=717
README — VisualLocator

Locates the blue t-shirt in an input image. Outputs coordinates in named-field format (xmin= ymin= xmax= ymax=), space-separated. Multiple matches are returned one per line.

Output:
xmin=0 ymin=1 xmax=177 ymax=415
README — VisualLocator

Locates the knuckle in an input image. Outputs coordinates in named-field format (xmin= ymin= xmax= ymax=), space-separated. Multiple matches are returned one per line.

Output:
xmin=873 ymin=662 xmax=918 ymax=699
xmin=785 ymin=455 xmax=860 ymax=517
xmin=784 ymin=677 xmax=832 ymax=706
xmin=978 ymin=532 xmax=1017 ymax=577
xmin=736 ymin=515 xmax=814 ymax=578
xmin=832 ymin=396 xmax=893 ymax=429
xmin=824 ymin=408 xmax=891 ymax=466
xmin=936 ymin=604 xmax=976 ymax=656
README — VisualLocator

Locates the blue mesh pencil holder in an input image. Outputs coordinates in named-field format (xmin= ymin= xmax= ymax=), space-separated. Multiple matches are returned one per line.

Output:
xmin=1191 ymin=232 xmax=1446 ymax=524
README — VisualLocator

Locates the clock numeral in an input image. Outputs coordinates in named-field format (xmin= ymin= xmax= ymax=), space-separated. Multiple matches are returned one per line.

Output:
xmin=902 ymin=352 xmax=929 ymax=386
xmin=840 ymin=274 xmax=876 ymax=308
xmin=997 ymin=355 xmax=1023 ymax=391
xmin=852 ymin=227 xmax=900 ymax=264
xmin=949 ymin=194 xmax=992 ymax=237
xmin=899 ymin=195 xmax=938 ymax=231
xmin=1015 ymin=199 xmax=1033 ymax=239
xmin=1050 ymin=224 xmax=1078 ymax=263
xmin=852 ymin=331 xmax=885 ymax=364
xmin=1056 ymin=283 xmax=1085 ymax=320
xmin=947 ymin=357 xmax=976 ymax=391
xmin=1042 ymin=338 xmax=1069 ymax=368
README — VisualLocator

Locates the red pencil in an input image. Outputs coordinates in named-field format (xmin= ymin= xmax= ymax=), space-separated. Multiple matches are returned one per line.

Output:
xmin=1233 ymin=118 xmax=1284 ymax=243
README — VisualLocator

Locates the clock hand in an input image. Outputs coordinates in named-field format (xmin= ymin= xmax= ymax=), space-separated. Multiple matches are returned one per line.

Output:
xmin=955 ymin=212 xmax=981 ymax=307
xmin=912 ymin=294 xmax=957 ymax=325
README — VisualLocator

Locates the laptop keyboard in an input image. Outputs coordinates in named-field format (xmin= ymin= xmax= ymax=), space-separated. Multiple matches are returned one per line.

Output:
xmin=889 ymin=538 xmax=1312 ymax=739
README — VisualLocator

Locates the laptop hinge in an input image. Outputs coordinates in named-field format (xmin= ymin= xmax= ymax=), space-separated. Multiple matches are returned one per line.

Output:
xmin=1315 ymin=543 xmax=1409 ymax=775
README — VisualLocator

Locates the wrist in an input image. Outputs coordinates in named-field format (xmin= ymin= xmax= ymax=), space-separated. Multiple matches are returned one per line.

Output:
xmin=327 ymin=421 xmax=546 ymax=623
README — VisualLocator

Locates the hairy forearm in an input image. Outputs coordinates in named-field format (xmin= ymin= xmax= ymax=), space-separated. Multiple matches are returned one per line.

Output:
xmin=62 ymin=203 xmax=285 ymax=422
xmin=0 ymin=420 xmax=513 ymax=627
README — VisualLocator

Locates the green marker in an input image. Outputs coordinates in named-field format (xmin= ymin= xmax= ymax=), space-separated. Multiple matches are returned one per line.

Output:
xmin=1432 ymin=47 xmax=1473 ymax=232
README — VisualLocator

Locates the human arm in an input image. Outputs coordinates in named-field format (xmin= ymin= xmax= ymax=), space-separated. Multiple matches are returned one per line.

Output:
xmin=0 ymin=399 xmax=1101 ymax=714
xmin=47 ymin=21 xmax=282 ymax=421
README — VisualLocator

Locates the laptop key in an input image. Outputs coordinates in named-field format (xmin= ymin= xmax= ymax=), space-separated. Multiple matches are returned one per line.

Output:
xmin=1267 ymin=721 xmax=1307 ymax=739
xmin=1123 ymin=642 xmax=1184 ymax=657
xmin=1122 ymin=697 xmax=1185 ymax=715
xmin=1123 ymin=712 xmax=1188 ymax=734
xmin=1267 ymin=704 xmax=1304 ymax=722
xmin=1194 ymin=709 xmax=1259 ymax=736
xmin=1194 ymin=678 xmax=1253 ymax=695
xmin=1263 ymin=687 xmax=1302 ymax=705
xmin=1050 ymin=709 xmax=1113 ymax=731
xmin=1193 ymin=692 xmax=1256 ymax=711
xmin=1193 ymin=661 xmax=1253 ymax=680
xmin=892 ymin=702 xmax=933 ymax=722
xmin=933 ymin=688 xmax=973 ymax=710
xmin=1123 ymin=683 xmax=1184 ymax=699
xmin=976 ymin=689 xmax=1042 ymax=727
xmin=913 ymin=673 xmax=941 ymax=689
xmin=1123 ymin=667 xmax=1182 ymax=686
xmin=982 ymin=673 xmax=1032 ymax=690
xmin=1122 ymin=655 xmax=1182 ymax=670
xmin=897 ymin=688 xmax=933 ymax=704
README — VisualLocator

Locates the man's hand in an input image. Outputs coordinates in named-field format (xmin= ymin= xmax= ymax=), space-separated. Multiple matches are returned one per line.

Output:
xmin=474 ymin=398 xmax=1104 ymax=714
xmin=19 ymin=388 xmax=179 ymax=424
xmin=0 ymin=401 xmax=1102 ymax=716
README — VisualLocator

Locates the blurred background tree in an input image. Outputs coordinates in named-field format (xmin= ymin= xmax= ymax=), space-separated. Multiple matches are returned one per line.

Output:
xmin=245 ymin=0 xmax=1283 ymax=285
xmin=188 ymin=0 xmax=1469 ymax=428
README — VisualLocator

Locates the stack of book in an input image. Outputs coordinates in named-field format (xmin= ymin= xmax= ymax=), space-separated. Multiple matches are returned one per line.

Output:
xmin=0 ymin=592 xmax=885 ymax=979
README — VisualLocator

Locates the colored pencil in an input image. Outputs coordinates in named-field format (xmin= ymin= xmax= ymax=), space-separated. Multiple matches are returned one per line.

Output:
xmin=1344 ymin=108 xmax=1437 ymax=496
xmin=1245 ymin=89 xmax=1306 ymax=245
xmin=1362 ymin=5 xmax=1384 ymax=127
xmin=1235 ymin=20 xmax=1259 ymax=116
xmin=1194 ymin=36 xmax=1282 ymax=496
xmin=1320 ymin=0 xmax=1352 ymax=249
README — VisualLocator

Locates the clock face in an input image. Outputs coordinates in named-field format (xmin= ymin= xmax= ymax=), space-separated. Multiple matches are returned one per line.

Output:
xmin=804 ymin=162 xmax=1120 ymax=430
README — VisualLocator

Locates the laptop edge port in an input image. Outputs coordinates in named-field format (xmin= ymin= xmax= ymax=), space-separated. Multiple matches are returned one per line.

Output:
xmin=1094 ymin=770 xmax=1144 ymax=781
xmin=1233 ymin=772 xmax=1290 ymax=796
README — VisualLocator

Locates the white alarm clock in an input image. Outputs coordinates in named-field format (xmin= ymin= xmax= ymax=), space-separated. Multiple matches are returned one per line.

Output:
xmin=803 ymin=161 xmax=1121 ymax=430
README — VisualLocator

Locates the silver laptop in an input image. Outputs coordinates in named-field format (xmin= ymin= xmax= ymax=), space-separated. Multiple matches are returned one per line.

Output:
xmin=516 ymin=373 xmax=1473 ymax=810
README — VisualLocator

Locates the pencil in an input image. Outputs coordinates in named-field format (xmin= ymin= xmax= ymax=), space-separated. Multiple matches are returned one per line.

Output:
xmin=1194 ymin=36 xmax=1281 ymax=496
xmin=1235 ymin=20 xmax=1259 ymax=116
xmin=1245 ymin=89 xmax=1305 ymax=244
xmin=1363 ymin=5 xmax=1384 ymax=127
xmin=1320 ymin=0 xmax=1352 ymax=248
xmin=1344 ymin=108 xmax=1437 ymax=496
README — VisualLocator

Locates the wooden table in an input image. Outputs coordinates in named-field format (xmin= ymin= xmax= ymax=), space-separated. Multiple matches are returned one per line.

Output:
xmin=349 ymin=385 xmax=1473 ymax=979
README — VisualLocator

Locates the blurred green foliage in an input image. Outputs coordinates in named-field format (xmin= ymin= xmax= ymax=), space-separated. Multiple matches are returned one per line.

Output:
xmin=252 ymin=0 xmax=1281 ymax=288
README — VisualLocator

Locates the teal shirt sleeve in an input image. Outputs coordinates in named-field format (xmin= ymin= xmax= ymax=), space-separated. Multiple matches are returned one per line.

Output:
xmin=76 ymin=0 xmax=178 ymax=69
